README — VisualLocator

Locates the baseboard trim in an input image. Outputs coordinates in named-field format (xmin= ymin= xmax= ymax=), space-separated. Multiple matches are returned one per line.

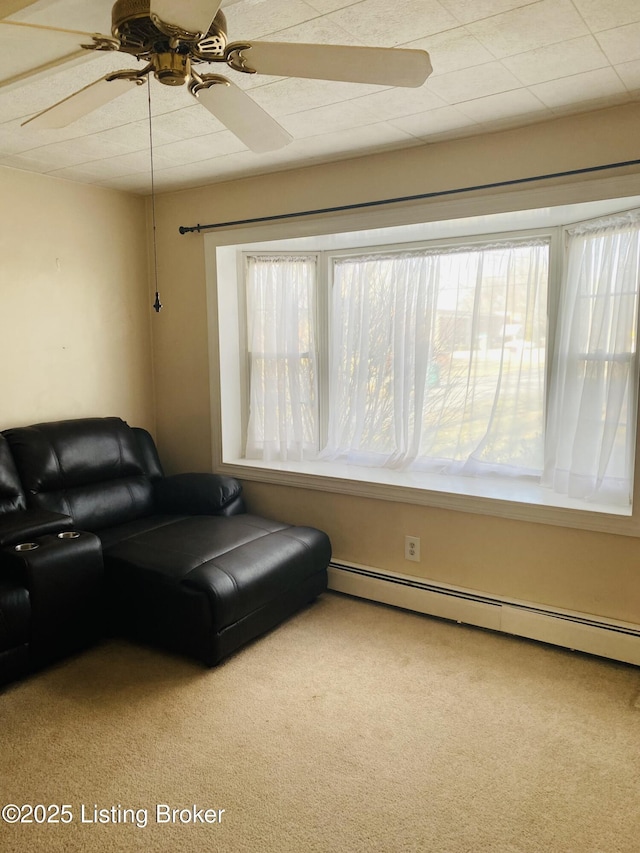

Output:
xmin=328 ymin=562 xmax=640 ymax=666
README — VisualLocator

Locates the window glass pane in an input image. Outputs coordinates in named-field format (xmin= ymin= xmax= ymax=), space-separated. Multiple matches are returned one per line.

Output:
xmin=325 ymin=241 xmax=549 ymax=476
xmin=544 ymin=212 xmax=640 ymax=505
xmin=245 ymin=255 xmax=318 ymax=461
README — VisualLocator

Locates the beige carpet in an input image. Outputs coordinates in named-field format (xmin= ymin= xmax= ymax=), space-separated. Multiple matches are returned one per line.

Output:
xmin=1 ymin=591 xmax=639 ymax=853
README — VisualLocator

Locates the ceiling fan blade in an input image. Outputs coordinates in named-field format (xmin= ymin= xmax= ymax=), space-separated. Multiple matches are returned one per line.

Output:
xmin=0 ymin=21 xmax=98 ymax=91
xmin=151 ymin=0 xmax=222 ymax=35
xmin=233 ymin=42 xmax=432 ymax=88
xmin=1 ymin=0 xmax=42 ymax=17
xmin=192 ymin=78 xmax=292 ymax=153
xmin=0 ymin=20 xmax=94 ymax=37
xmin=22 ymin=75 xmax=140 ymax=129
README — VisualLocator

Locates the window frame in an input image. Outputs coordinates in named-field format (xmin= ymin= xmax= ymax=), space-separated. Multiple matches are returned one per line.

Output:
xmin=206 ymin=181 xmax=640 ymax=537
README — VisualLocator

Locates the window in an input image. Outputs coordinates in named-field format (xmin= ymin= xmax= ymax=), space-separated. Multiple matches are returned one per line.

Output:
xmin=543 ymin=211 xmax=640 ymax=506
xmin=244 ymin=254 xmax=318 ymax=461
xmin=210 ymin=193 xmax=640 ymax=529
xmin=322 ymin=240 xmax=548 ymax=479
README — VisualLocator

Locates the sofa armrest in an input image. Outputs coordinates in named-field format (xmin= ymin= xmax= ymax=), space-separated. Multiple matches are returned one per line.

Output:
xmin=0 ymin=509 xmax=74 ymax=547
xmin=154 ymin=473 xmax=246 ymax=517
xmin=0 ymin=531 xmax=104 ymax=667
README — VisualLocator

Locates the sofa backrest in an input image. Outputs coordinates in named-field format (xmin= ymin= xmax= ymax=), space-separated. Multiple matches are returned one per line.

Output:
xmin=3 ymin=417 xmax=157 ymax=531
xmin=0 ymin=434 xmax=26 ymax=515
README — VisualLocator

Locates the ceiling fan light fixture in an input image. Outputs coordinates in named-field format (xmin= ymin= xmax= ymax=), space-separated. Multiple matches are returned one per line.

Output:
xmin=153 ymin=51 xmax=190 ymax=85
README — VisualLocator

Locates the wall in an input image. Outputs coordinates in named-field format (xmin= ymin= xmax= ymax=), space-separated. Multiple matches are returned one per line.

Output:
xmin=151 ymin=103 xmax=640 ymax=625
xmin=0 ymin=167 xmax=155 ymax=432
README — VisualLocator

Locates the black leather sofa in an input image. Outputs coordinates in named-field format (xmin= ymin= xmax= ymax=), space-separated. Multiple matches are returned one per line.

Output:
xmin=0 ymin=417 xmax=330 ymax=686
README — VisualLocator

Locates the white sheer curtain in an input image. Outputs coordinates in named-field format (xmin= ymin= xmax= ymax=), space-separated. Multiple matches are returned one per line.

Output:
xmin=244 ymin=255 xmax=318 ymax=461
xmin=322 ymin=240 xmax=549 ymax=477
xmin=543 ymin=211 xmax=640 ymax=506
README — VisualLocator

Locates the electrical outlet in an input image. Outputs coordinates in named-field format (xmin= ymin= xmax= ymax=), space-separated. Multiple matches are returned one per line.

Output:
xmin=405 ymin=535 xmax=420 ymax=562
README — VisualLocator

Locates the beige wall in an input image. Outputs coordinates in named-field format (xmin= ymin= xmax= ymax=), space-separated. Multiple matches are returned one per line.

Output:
xmin=152 ymin=102 xmax=640 ymax=625
xmin=0 ymin=167 xmax=155 ymax=432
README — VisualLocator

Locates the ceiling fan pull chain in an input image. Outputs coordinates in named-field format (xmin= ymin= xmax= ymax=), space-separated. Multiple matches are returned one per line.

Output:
xmin=147 ymin=76 xmax=162 ymax=314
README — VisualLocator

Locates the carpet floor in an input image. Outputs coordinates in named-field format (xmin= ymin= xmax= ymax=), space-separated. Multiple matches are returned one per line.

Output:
xmin=1 ymin=591 xmax=639 ymax=852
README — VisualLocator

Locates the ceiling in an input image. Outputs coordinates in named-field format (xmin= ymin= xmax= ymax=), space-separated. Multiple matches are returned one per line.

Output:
xmin=0 ymin=0 xmax=639 ymax=195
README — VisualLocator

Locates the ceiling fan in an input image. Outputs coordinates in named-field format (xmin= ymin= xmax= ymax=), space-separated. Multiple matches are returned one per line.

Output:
xmin=1 ymin=0 xmax=433 ymax=153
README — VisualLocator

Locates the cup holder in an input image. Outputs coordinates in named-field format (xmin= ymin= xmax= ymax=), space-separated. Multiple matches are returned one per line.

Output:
xmin=14 ymin=542 xmax=39 ymax=552
xmin=57 ymin=531 xmax=81 ymax=540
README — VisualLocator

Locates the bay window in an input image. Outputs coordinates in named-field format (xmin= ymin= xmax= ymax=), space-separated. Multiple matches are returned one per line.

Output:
xmin=210 ymin=195 xmax=640 ymax=531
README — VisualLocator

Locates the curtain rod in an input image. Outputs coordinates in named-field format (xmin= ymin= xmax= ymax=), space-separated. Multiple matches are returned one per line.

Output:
xmin=178 ymin=158 xmax=640 ymax=235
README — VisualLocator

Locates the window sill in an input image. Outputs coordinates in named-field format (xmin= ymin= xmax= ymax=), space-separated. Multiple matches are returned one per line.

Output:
xmin=218 ymin=456 xmax=638 ymax=537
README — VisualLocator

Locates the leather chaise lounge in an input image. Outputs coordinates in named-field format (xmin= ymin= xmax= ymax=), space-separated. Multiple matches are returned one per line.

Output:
xmin=0 ymin=417 xmax=331 ymax=686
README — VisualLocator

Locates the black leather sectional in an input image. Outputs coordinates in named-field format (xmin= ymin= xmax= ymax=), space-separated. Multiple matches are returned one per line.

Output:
xmin=0 ymin=417 xmax=330 ymax=687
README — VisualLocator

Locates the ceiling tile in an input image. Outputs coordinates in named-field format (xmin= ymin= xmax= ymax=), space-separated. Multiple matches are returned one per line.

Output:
xmin=248 ymin=76 xmax=386 ymax=117
xmin=91 ymin=122 xmax=151 ymax=152
xmin=151 ymin=152 xmax=257 ymax=190
xmin=467 ymin=0 xmax=590 ymax=58
xmin=427 ymin=62 xmax=522 ymax=104
xmin=223 ymin=0 xmax=321 ymax=41
xmin=456 ymin=88 xmax=548 ymax=122
xmin=271 ymin=121 xmax=419 ymax=159
xmin=0 ymin=151 xmax=54 ymax=172
xmin=155 ymin=131 xmax=246 ymax=164
xmin=530 ymin=66 xmax=628 ymax=108
xmin=0 ymin=124 xmax=32 ymax=156
xmin=614 ymin=59 xmax=640 ymax=92
xmin=596 ymin=23 xmax=640 ymax=66
xmin=349 ymin=85 xmax=447 ymax=120
xmin=255 ymin=13 xmax=362 ymax=46
xmin=390 ymin=106 xmax=478 ymax=139
xmin=304 ymin=0 xmax=356 ymax=11
xmin=97 ymin=173 xmax=152 ymax=193
xmin=142 ymin=104 xmax=227 ymax=141
xmin=571 ymin=0 xmax=640 ymax=32
xmin=323 ymin=0 xmax=458 ymax=47
xmin=24 ymin=132 xmax=135 ymax=167
xmin=48 ymin=163 xmax=135 ymax=183
xmin=439 ymin=0 xmax=540 ymax=25
xmin=502 ymin=35 xmax=609 ymax=85
xmin=406 ymin=28 xmax=495 ymax=76
xmin=6 ymin=0 xmax=113 ymax=32
xmin=46 ymin=148 xmax=174 ymax=182
xmin=279 ymin=99 xmax=380 ymax=138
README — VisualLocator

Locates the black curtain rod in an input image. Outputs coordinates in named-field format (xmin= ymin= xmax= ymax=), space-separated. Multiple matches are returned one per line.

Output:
xmin=178 ymin=158 xmax=640 ymax=235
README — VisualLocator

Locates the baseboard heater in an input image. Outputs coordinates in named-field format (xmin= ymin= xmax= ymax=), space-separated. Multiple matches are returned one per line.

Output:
xmin=328 ymin=562 xmax=640 ymax=667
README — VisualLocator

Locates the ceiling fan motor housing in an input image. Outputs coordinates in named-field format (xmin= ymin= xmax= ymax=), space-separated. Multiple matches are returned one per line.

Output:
xmin=111 ymin=0 xmax=228 ymax=59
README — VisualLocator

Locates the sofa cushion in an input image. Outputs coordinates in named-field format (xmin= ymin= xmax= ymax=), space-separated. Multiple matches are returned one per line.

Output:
xmin=183 ymin=522 xmax=331 ymax=632
xmin=103 ymin=513 xmax=331 ymax=633
xmin=3 ymin=418 xmax=155 ymax=531
xmin=102 ymin=513 xmax=331 ymax=664
xmin=102 ymin=514 xmax=289 ymax=581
